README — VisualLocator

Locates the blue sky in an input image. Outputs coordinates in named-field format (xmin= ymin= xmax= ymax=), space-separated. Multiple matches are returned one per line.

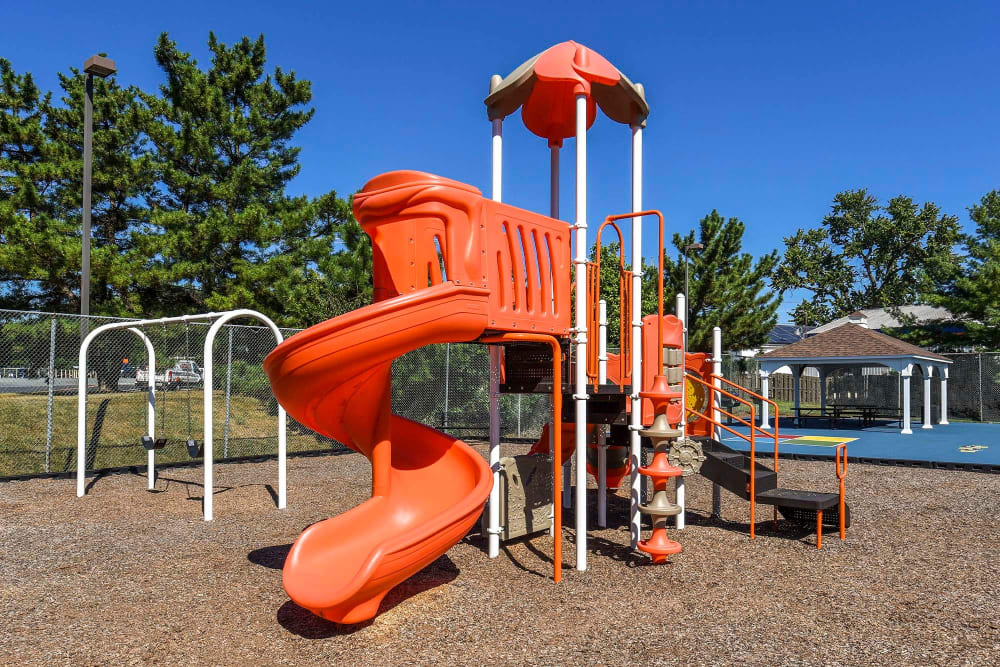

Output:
xmin=3 ymin=0 xmax=998 ymax=321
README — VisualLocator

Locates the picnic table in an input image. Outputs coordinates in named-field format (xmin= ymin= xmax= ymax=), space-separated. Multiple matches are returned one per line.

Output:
xmin=795 ymin=404 xmax=903 ymax=428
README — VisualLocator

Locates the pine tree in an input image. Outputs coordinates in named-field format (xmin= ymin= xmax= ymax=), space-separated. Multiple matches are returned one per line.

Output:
xmin=0 ymin=59 xmax=69 ymax=310
xmin=144 ymin=32 xmax=341 ymax=323
xmin=941 ymin=191 xmax=1000 ymax=349
xmin=642 ymin=210 xmax=781 ymax=351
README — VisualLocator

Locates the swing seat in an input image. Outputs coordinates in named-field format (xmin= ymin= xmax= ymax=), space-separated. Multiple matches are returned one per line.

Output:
xmin=141 ymin=436 xmax=167 ymax=451
xmin=186 ymin=439 xmax=203 ymax=458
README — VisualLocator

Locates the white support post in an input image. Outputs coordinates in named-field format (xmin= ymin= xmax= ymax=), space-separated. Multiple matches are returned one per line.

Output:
xmin=129 ymin=328 xmax=157 ymax=490
xmin=487 ymin=108 xmax=503 ymax=558
xmin=573 ymin=92 xmax=589 ymax=572
xmin=675 ymin=292 xmax=686 ymax=531
xmin=939 ymin=366 xmax=949 ymax=425
xmin=922 ymin=365 xmax=933 ymax=429
xmin=550 ymin=142 xmax=560 ymax=220
xmin=598 ymin=300 xmax=608 ymax=385
xmin=820 ymin=368 xmax=828 ymax=416
xmin=629 ymin=122 xmax=643 ymax=551
xmin=760 ymin=371 xmax=770 ymax=430
xmin=203 ymin=310 xmax=286 ymax=521
xmin=488 ymin=345 xmax=502 ymax=558
xmin=793 ymin=366 xmax=801 ymax=427
xmin=901 ymin=367 xmax=912 ymax=434
xmin=78 ymin=326 xmax=155 ymax=497
xmin=712 ymin=326 xmax=722 ymax=519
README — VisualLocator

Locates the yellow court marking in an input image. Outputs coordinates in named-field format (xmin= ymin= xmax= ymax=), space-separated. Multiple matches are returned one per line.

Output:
xmin=786 ymin=435 xmax=859 ymax=443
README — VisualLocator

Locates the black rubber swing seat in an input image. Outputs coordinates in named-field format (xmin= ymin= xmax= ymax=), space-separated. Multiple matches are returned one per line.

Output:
xmin=141 ymin=436 xmax=167 ymax=451
xmin=185 ymin=439 xmax=203 ymax=457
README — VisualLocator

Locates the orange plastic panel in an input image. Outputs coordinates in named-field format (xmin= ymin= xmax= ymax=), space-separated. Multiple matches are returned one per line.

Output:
xmin=640 ymin=314 xmax=684 ymax=424
xmin=481 ymin=200 xmax=571 ymax=334
xmin=354 ymin=171 xmax=571 ymax=334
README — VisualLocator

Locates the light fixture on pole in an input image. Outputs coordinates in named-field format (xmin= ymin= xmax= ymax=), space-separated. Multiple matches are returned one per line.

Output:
xmin=80 ymin=54 xmax=116 ymax=339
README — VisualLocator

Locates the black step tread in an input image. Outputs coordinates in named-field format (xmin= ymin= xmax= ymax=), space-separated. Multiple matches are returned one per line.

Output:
xmin=754 ymin=487 xmax=841 ymax=510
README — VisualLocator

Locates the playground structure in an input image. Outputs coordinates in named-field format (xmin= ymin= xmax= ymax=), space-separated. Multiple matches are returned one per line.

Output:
xmin=263 ymin=41 xmax=851 ymax=625
xmin=75 ymin=309 xmax=287 ymax=520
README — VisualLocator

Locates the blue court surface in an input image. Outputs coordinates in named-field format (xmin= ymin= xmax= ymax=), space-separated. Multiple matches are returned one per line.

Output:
xmin=723 ymin=420 xmax=1000 ymax=473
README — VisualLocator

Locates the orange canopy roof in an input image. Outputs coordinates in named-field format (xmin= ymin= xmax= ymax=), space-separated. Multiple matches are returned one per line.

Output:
xmin=484 ymin=41 xmax=650 ymax=144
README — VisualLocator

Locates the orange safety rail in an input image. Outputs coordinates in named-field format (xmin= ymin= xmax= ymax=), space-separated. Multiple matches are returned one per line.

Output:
xmin=836 ymin=443 xmax=847 ymax=542
xmin=585 ymin=219 xmax=632 ymax=389
xmin=482 ymin=200 xmax=572 ymax=334
xmin=710 ymin=373 xmax=781 ymax=473
xmin=480 ymin=333 xmax=563 ymax=583
xmin=353 ymin=170 xmax=572 ymax=335
xmin=684 ymin=372 xmax=762 ymax=539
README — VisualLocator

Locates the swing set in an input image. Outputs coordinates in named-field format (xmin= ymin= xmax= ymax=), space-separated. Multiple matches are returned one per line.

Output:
xmin=76 ymin=309 xmax=286 ymax=520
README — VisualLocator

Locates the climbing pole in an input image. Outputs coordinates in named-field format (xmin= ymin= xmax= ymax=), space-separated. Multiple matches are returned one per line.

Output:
xmin=636 ymin=344 xmax=685 ymax=562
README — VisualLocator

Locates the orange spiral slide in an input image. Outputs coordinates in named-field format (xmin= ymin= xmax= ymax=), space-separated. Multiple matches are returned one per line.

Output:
xmin=264 ymin=171 xmax=571 ymax=624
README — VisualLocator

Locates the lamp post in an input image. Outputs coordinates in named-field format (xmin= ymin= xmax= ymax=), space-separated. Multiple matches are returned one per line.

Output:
xmin=80 ymin=54 xmax=116 ymax=339
xmin=682 ymin=242 xmax=704 ymax=341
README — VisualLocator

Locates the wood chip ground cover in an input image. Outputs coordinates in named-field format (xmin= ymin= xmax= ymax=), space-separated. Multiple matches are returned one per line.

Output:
xmin=1 ymin=444 xmax=998 ymax=665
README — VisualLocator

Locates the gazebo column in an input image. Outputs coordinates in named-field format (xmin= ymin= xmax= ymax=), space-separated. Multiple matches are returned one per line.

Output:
xmin=901 ymin=365 xmax=912 ymax=435
xmin=759 ymin=370 xmax=771 ymax=430
xmin=939 ymin=365 xmax=949 ymax=425
xmin=921 ymin=364 xmax=933 ymax=429
xmin=792 ymin=365 xmax=801 ymax=426
xmin=819 ymin=368 xmax=828 ymax=416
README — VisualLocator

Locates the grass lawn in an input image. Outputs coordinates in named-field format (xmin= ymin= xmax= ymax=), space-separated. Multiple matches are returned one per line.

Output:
xmin=0 ymin=389 xmax=338 ymax=477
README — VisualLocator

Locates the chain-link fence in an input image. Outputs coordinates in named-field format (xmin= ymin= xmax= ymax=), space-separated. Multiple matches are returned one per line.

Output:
xmin=720 ymin=352 xmax=1000 ymax=423
xmin=1 ymin=309 xmax=548 ymax=480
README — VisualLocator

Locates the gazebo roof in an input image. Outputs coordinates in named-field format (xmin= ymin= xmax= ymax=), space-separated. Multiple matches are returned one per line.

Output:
xmin=759 ymin=323 xmax=950 ymax=364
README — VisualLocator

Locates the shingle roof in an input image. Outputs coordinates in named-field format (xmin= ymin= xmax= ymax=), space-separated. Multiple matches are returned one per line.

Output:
xmin=760 ymin=323 xmax=950 ymax=362
xmin=807 ymin=305 xmax=953 ymax=335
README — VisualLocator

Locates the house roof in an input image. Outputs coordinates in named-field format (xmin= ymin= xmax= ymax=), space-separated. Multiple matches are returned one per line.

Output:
xmin=768 ymin=324 xmax=813 ymax=346
xmin=807 ymin=305 xmax=953 ymax=335
xmin=760 ymin=323 xmax=950 ymax=362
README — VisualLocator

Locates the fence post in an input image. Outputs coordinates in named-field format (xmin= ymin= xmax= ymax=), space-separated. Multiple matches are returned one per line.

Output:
xmin=45 ymin=315 xmax=57 ymax=473
xmin=517 ymin=393 xmax=522 ymax=438
xmin=223 ymin=328 xmax=233 ymax=458
xmin=443 ymin=343 xmax=450 ymax=431
xmin=979 ymin=353 xmax=985 ymax=422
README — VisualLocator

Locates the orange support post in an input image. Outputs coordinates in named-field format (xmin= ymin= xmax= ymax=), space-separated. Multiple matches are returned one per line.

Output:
xmin=836 ymin=443 xmax=848 ymax=541
xmin=481 ymin=333 xmax=563 ymax=583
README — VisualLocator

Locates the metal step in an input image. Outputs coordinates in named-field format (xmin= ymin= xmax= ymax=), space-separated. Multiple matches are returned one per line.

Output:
xmin=698 ymin=438 xmax=777 ymax=500
xmin=755 ymin=487 xmax=840 ymax=510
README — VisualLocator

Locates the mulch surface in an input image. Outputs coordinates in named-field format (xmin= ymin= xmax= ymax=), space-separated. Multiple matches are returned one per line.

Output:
xmin=1 ymin=444 xmax=998 ymax=665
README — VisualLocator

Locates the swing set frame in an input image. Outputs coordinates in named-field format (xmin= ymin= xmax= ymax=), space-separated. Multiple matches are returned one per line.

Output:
xmin=75 ymin=309 xmax=286 ymax=520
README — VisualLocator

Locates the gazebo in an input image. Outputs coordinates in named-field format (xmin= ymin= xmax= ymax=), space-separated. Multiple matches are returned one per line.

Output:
xmin=757 ymin=321 xmax=951 ymax=435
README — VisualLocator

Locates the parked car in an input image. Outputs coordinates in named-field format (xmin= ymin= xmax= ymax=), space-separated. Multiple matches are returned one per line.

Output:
xmin=136 ymin=359 xmax=202 ymax=391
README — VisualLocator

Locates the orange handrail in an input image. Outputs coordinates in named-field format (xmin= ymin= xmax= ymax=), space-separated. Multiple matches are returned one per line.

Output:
xmin=684 ymin=372 xmax=758 ymax=538
xmin=480 ymin=333 xmax=563 ymax=583
xmin=710 ymin=373 xmax=780 ymax=472
xmin=586 ymin=220 xmax=631 ymax=389
xmin=835 ymin=443 xmax=847 ymax=541
xmin=602 ymin=211 xmax=665 ymax=373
